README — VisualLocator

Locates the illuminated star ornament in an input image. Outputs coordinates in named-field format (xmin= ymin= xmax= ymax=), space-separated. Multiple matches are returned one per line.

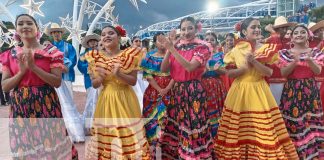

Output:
xmin=0 ymin=21 xmax=7 ymax=29
xmin=59 ymin=14 xmax=73 ymax=29
xmin=129 ymin=0 xmax=147 ymax=11
xmin=5 ymin=0 xmax=17 ymax=7
xmin=104 ymin=6 xmax=115 ymax=22
xmin=66 ymin=27 xmax=86 ymax=43
xmin=20 ymin=0 xmax=45 ymax=17
xmin=38 ymin=20 xmax=51 ymax=35
xmin=84 ymin=2 xmax=96 ymax=19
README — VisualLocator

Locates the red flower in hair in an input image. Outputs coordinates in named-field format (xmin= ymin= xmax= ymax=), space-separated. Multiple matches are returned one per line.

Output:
xmin=115 ymin=25 xmax=127 ymax=37
xmin=196 ymin=22 xmax=203 ymax=32
xmin=234 ymin=21 xmax=242 ymax=32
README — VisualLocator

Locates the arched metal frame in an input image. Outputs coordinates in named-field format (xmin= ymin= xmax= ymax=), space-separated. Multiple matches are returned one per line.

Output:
xmin=135 ymin=0 xmax=277 ymax=40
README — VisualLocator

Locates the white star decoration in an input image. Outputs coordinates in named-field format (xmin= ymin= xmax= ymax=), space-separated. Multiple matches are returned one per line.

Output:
xmin=0 ymin=21 xmax=7 ymax=29
xmin=38 ymin=20 xmax=51 ymax=36
xmin=66 ymin=27 xmax=86 ymax=43
xmin=0 ymin=29 xmax=17 ymax=47
xmin=20 ymin=0 xmax=45 ymax=17
xmin=112 ymin=14 xmax=119 ymax=25
xmin=5 ymin=0 xmax=17 ymax=7
xmin=84 ymin=2 xmax=96 ymax=19
xmin=104 ymin=6 xmax=115 ymax=22
xmin=59 ymin=14 xmax=73 ymax=29
xmin=0 ymin=28 xmax=5 ymax=47
xmin=129 ymin=0 xmax=147 ymax=11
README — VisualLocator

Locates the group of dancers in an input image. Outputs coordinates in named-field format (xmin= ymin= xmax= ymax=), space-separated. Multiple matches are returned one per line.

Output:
xmin=1 ymin=12 xmax=324 ymax=160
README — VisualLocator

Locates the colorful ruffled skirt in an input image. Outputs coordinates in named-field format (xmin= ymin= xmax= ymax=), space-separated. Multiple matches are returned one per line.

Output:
xmin=159 ymin=80 xmax=214 ymax=159
xmin=201 ymin=76 xmax=227 ymax=138
xmin=280 ymin=78 xmax=324 ymax=159
xmin=9 ymin=85 xmax=78 ymax=159
xmin=142 ymin=76 xmax=171 ymax=158
xmin=86 ymin=81 xmax=150 ymax=159
xmin=215 ymin=79 xmax=298 ymax=159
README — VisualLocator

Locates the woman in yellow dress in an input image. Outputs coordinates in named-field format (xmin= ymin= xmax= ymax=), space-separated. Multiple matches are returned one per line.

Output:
xmin=84 ymin=25 xmax=150 ymax=159
xmin=215 ymin=17 xmax=298 ymax=159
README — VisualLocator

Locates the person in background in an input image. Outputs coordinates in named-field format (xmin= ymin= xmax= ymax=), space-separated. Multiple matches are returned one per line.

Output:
xmin=45 ymin=23 xmax=85 ymax=142
xmin=78 ymin=34 xmax=100 ymax=135
xmin=140 ymin=32 xmax=174 ymax=158
xmin=0 ymin=58 xmax=9 ymax=106
xmin=264 ymin=16 xmax=297 ymax=105
xmin=202 ymin=30 xmax=227 ymax=138
xmin=131 ymin=36 xmax=149 ymax=110
xmin=308 ymin=21 xmax=324 ymax=112
xmin=284 ymin=28 xmax=293 ymax=39
xmin=222 ymin=33 xmax=236 ymax=90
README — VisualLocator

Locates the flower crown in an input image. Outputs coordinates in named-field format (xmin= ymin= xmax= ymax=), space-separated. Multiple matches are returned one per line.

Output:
xmin=114 ymin=25 xmax=127 ymax=37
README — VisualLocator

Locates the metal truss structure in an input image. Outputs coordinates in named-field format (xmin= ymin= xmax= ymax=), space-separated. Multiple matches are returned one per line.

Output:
xmin=135 ymin=0 xmax=277 ymax=40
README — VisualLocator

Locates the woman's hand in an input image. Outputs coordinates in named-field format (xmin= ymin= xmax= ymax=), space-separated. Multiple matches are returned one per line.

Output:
xmin=23 ymin=48 xmax=36 ymax=70
xmin=112 ymin=61 xmax=121 ymax=76
xmin=246 ymin=53 xmax=256 ymax=65
xmin=95 ymin=67 xmax=108 ymax=79
xmin=17 ymin=52 xmax=28 ymax=74
xmin=157 ymin=34 xmax=174 ymax=51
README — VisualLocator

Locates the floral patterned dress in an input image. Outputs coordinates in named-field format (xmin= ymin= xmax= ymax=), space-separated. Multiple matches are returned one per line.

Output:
xmin=158 ymin=38 xmax=215 ymax=159
xmin=1 ymin=45 xmax=78 ymax=159
xmin=201 ymin=51 xmax=227 ymax=138
xmin=278 ymin=48 xmax=324 ymax=159
xmin=140 ymin=51 xmax=172 ymax=158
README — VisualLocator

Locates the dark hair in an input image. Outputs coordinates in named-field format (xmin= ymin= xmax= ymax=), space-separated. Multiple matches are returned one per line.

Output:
xmin=291 ymin=24 xmax=310 ymax=36
xmin=102 ymin=25 xmax=121 ymax=36
xmin=132 ymin=36 xmax=140 ymax=42
xmin=180 ymin=16 xmax=198 ymax=30
xmin=153 ymin=32 xmax=164 ymax=43
xmin=240 ymin=17 xmax=258 ymax=38
xmin=15 ymin=14 xmax=39 ymax=30
xmin=205 ymin=32 xmax=218 ymax=42
xmin=225 ymin=33 xmax=235 ymax=39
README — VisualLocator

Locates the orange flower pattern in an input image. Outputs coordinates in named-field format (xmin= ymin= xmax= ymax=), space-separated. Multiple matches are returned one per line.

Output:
xmin=9 ymin=86 xmax=78 ymax=159
xmin=159 ymin=80 xmax=214 ymax=159
xmin=279 ymin=77 xmax=324 ymax=159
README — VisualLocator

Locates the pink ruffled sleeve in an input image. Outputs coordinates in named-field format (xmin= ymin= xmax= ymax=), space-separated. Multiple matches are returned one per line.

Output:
xmin=312 ymin=48 xmax=324 ymax=66
xmin=1 ymin=50 xmax=12 ymax=74
xmin=192 ymin=45 xmax=211 ymax=66
xmin=277 ymin=50 xmax=291 ymax=68
xmin=42 ymin=45 xmax=65 ymax=70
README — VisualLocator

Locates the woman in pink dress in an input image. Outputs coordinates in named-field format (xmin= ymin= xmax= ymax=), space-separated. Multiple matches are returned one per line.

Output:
xmin=158 ymin=16 xmax=214 ymax=159
xmin=278 ymin=24 xmax=324 ymax=159
xmin=1 ymin=14 xmax=78 ymax=159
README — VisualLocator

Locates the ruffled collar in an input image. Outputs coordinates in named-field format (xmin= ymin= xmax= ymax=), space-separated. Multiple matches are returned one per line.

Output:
xmin=176 ymin=38 xmax=213 ymax=52
xmin=13 ymin=44 xmax=60 ymax=58
xmin=280 ymin=48 xmax=323 ymax=62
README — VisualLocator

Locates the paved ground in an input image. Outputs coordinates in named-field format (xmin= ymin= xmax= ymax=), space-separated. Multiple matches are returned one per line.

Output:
xmin=0 ymin=90 xmax=88 ymax=160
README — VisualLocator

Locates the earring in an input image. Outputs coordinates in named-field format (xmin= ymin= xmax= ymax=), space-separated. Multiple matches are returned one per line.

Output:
xmin=290 ymin=42 xmax=294 ymax=49
xmin=36 ymin=31 xmax=42 ymax=40
xmin=305 ymin=40 xmax=309 ymax=48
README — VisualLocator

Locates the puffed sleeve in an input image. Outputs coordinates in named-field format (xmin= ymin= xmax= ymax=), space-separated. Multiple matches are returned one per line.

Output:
xmin=119 ymin=47 xmax=143 ymax=74
xmin=192 ymin=44 xmax=211 ymax=66
xmin=0 ymin=50 xmax=12 ymax=74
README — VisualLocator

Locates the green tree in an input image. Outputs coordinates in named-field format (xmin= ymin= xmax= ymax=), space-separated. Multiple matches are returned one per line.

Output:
xmin=259 ymin=16 xmax=276 ymax=38
xmin=309 ymin=5 xmax=324 ymax=22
